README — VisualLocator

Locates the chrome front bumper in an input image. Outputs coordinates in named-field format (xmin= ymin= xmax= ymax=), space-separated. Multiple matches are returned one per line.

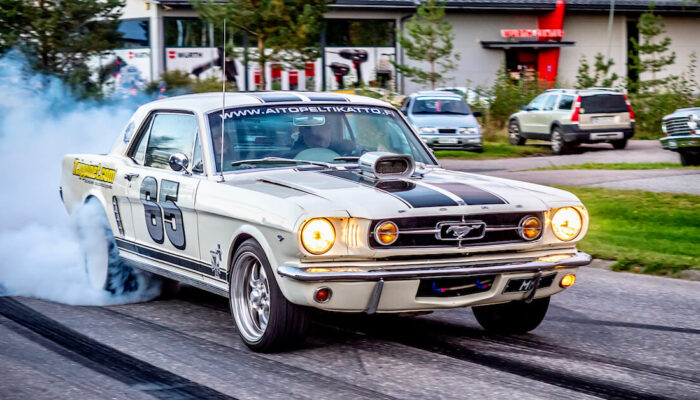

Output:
xmin=277 ymin=252 xmax=591 ymax=282
xmin=660 ymin=134 xmax=700 ymax=150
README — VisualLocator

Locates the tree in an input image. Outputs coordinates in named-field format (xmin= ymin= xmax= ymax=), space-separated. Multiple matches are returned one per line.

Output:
xmin=392 ymin=0 xmax=460 ymax=90
xmin=628 ymin=5 xmax=676 ymax=93
xmin=194 ymin=0 xmax=328 ymax=90
xmin=575 ymin=53 xmax=619 ymax=89
xmin=0 ymin=0 xmax=124 ymax=98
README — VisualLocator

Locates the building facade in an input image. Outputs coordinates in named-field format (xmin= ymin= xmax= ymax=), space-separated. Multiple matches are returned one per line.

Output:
xmin=109 ymin=0 xmax=699 ymax=93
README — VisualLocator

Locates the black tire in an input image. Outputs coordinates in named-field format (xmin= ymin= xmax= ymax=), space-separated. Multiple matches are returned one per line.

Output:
xmin=77 ymin=197 xmax=140 ymax=295
xmin=680 ymin=152 xmax=700 ymax=166
xmin=472 ymin=147 xmax=484 ymax=153
xmin=508 ymin=120 xmax=526 ymax=145
xmin=473 ymin=296 xmax=550 ymax=334
xmin=550 ymin=127 xmax=568 ymax=155
xmin=229 ymin=239 xmax=310 ymax=352
xmin=611 ymin=139 xmax=628 ymax=150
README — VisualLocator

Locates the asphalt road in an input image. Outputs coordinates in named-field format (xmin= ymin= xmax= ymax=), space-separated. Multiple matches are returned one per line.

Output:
xmin=440 ymin=140 xmax=700 ymax=195
xmin=1 ymin=266 xmax=699 ymax=400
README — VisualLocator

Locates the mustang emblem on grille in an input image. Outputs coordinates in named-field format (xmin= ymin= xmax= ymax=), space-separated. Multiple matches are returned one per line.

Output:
xmin=436 ymin=220 xmax=487 ymax=242
xmin=446 ymin=224 xmax=482 ymax=239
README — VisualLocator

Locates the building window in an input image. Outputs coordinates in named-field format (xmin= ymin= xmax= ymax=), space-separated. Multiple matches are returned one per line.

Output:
xmin=165 ymin=18 xmax=244 ymax=48
xmin=118 ymin=19 xmax=149 ymax=49
xmin=326 ymin=19 xmax=395 ymax=47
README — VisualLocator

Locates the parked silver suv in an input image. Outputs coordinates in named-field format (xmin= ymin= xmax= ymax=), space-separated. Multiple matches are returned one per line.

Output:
xmin=508 ymin=89 xmax=635 ymax=154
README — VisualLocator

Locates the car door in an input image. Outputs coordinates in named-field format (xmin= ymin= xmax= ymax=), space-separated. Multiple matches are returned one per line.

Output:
xmin=125 ymin=111 xmax=204 ymax=266
xmin=537 ymin=94 xmax=559 ymax=137
xmin=519 ymin=94 xmax=548 ymax=136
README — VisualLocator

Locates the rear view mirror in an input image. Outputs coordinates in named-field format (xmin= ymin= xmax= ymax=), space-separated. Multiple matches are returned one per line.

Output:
xmin=293 ymin=115 xmax=326 ymax=126
xmin=169 ymin=153 xmax=190 ymax=172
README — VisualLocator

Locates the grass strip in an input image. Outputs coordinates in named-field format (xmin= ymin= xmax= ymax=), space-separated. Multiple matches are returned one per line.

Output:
xmin=556 ymin=186 xmax=700 ymax=277
xmin=529 ymin=162 xmax=698 ymax=171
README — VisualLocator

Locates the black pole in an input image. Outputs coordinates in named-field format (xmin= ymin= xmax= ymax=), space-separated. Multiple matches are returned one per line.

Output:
xmin=321 ymin=24 xmax=326 ymax=91
xmin=243 ymin=33 xmax=249 ymax=91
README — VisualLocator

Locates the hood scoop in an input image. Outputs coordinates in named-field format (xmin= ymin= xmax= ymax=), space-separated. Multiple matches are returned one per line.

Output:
xmin=358 ymin=152 xmax=415 ymax=180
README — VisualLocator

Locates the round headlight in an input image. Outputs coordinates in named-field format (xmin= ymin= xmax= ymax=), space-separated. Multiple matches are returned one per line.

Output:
xmin=374 ymin=221 xmax=399 ymax=245
xmin=551 ymin=208 xmax=583 ymax=241
xmin=301 ymin=218 xmax=335 ymax=254
xmin=519 ymin=216 xmax=542 ymax=240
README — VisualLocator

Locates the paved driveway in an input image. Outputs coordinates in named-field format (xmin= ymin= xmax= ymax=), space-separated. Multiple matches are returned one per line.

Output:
xmin=440 ymin=140 xmax=700 ymax=195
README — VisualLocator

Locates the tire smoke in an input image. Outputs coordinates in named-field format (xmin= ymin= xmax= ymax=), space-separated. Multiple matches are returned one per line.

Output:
xmin=0 ymin=52 xmax=162 ymax=305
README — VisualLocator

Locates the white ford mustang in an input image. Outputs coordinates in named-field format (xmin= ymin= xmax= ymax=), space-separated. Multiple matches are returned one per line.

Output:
xmin=61 ymin=92 xmax=590 ymax=352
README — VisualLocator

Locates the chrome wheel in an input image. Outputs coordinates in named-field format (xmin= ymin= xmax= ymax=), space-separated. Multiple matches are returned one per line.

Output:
xmin=551 ymin=128 xmax=565 ymax=154
xmin=231 ymin=251 xmax=270 ymax=343
xmin=509 ymin=121 xmax=524 ymax=145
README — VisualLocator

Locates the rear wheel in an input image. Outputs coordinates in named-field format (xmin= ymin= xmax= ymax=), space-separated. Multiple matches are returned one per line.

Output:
xmin=611 ymin=139 xmax=628 ymax=149
xmin=229 ymin=239 xmax=310 ymax=352
xmin=473 ymin=297 xmax=550 ymax=334
xmin=508 ymin=120 xmax=525 ymax=145
xmin=680 ymin=152 xmax=700 ymax=166
xmin=550 ymin=127 xmax=568 ymax=155
xmin=76 ymin=197 xmax=139 ymax=295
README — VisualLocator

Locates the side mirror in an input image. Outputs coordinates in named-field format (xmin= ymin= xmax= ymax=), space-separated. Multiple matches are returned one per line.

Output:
xmin=473 ymin=111 xmax=482 ymax=118
xmin=169 ymin=153 xmax=190 ymax=172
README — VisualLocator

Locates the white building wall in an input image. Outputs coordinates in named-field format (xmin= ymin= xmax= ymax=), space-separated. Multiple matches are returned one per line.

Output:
xmin=653 ymin=15 xmax=700 ymax=84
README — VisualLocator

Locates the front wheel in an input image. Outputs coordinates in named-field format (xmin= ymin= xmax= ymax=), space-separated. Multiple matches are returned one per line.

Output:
xmin=680 ymin=152 xmax=700 ymax=166
xmin=508 ymin=120 xmax=525 ymax=145
xmin=472 ymin=296 xmax=550 ymax=334
xmin=229 ymin=239 xmax=310 ymax=352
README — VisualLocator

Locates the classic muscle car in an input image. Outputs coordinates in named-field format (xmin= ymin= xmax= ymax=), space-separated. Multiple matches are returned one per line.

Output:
xmin=60 ymin=92 xmax=591 ymax=352
xmin=659 ymin=107 xmax=700 ymax=166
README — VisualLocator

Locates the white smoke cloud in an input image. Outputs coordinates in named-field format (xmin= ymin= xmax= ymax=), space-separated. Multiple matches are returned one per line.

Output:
xmin=0 ymin=52 xmax=162 ymax=305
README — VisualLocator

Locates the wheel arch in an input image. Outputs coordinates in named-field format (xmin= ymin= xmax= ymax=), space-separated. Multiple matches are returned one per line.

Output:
xmin=226 ymin=225 xmax=279 ymax=284
xmin=550 ymin=120 xmax=563 ymax=133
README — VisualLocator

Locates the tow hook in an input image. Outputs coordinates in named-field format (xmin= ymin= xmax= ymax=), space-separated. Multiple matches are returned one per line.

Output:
xmin=523 ymin=270 xmax=543 ymax=303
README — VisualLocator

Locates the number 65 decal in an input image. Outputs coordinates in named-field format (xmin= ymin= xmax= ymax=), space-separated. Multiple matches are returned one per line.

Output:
xmin=140 ymin=177 xmax=186 ymax=250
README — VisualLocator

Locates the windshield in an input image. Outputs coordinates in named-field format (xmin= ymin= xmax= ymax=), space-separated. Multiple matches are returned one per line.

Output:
xmin=412 ymin=97 xmax=471 ymax=115
xmin=208 ymin=104 xmax=435 ymax=172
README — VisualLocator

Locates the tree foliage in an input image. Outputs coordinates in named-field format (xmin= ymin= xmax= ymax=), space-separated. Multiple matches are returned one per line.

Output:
xmin=193 ymin=0 xmax=329 ymax=90
xmin=392 ymin=0 xmax=460 ymax=90
xmin=575 ymin=53 xmax=619 ymax=89
xmin=628 ymin=6 xmax=676 ymax=93
xmin=0 ymin=0 xmax=124 ymax=98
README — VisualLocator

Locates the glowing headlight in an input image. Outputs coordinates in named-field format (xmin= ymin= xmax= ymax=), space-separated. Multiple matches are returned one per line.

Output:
xmin=519 ymin=216 xmax=542 ymax=240
xmin=301 ymin=218 xmax=335 ymax=254
xmin=420 ymin=127 xmax=438 ymax=134
xmin=551 ymin=208 xmax=583 ymax=241
xmin=661 ymin=124 xmax=668 ymax=134
xmin=374 ymin=221 xmax=399 ymax=245
xmin=458 ymin=127 xmax=479 ymax=135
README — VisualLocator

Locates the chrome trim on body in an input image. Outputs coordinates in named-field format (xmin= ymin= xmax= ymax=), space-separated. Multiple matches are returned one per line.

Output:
xmin=277 ymin=252 xmax=591 ymax=282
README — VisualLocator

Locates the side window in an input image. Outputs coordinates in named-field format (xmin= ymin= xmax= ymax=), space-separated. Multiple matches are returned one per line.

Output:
xmin=528 ymin=94 xmax=548 ymax=111
xmin=132 ymin=117 xmax=154 ymax=165
xmin=543 ymin=95 xmax=558 ymax=111
xmin=192 ymin=133 xmax=204 ymax=174
xmin=144 ymin=113 xmax=198 ymax=170
xmin=558 ymin=95 xmax=574 ymax=110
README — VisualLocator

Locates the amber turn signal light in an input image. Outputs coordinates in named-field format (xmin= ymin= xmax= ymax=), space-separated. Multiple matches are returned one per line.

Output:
xmin=314 ymin=287 xmax=332 ymax=303
xmin=375 ymin=221 xmax=399 ymax=245
xmin=560 ymin=274 xmax=576 ymax=288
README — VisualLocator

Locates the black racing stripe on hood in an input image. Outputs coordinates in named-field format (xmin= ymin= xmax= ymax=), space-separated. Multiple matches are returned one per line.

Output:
xmin=427 ymin=182 xmax=507 ymax=205
xmin=254 ymin=92 xmax=304 ymax=103
xmin=321 ymin=170 xmax=458 ymax=208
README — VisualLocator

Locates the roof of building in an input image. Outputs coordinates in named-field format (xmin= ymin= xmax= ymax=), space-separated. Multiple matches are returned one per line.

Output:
xmin=156 ymin=0 xmax=698 ymax=13
xmin=139 ymin=91 xmax=390 ymax=114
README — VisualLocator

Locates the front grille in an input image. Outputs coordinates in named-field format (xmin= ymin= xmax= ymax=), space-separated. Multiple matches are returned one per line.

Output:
xmin=369 ymin=212 xmax=543 ymax=249
xmin=664 ymin=117 xmax=691 ymax=135
xmin=438 ymin=128 xmax=456 ymax=134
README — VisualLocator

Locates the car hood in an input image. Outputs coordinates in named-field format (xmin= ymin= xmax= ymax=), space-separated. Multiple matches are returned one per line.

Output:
xmin=663 ymin=107 xmax=700 ymax=119
xmin=409 ymin=114 xmax=478 ymax=129
xmin=230 ymin=167 xmax=581 ymax=220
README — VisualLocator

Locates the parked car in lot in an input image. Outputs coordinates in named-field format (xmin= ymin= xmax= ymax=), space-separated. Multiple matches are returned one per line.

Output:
xmin=61 ymin=92 xmax=590 ymax=352
xmin=508 ymin=88 xmax=635 ymax=154
xmin=402 ymin=91 xmax=483 ymax=152
xmin=659 ymin=107 xmax=700 ymax=166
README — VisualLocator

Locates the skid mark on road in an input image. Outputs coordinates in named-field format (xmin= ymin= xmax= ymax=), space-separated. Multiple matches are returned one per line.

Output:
xmin=0 ymin=298 xmax=235 ymax=400
xmin=319 ymin=314 xmax=678 ymax=400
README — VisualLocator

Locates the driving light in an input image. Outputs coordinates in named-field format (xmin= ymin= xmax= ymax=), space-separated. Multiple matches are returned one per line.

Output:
xmin=420 ymin=127 xmax=438 ymax=134
xmin=458 ymin=127 xmax=479 ymax=135
xmin=519 ymin=216 xmax=542 ymax=240
xmin=661 ymin=124 xmax=668 ymax=134
xmin=374 ymin=221 xmax=399 ymax=245
xmin=560 ymin=274 xmax=576 ymax=288
xmin=301 ymin=218 xmax=335 ymax=254
xmin=314 ymin=287 xmax=332 ymax=303
xmin=551 ymin=207 xmax=583 ymax=241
